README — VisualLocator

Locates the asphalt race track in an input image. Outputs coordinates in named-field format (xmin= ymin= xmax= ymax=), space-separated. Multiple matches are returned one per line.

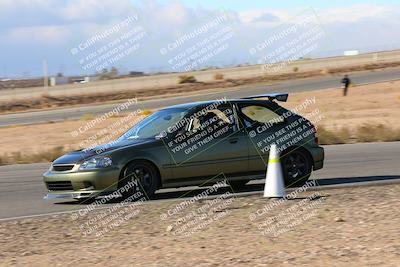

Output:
xmin=1 ymin=68 xmax=399 ymax=127
xmin=1 ymin=142 xmax=399 ymax=221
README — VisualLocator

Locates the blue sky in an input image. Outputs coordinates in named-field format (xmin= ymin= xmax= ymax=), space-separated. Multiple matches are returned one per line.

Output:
xmin=1 ymin=0 xmax=399 ymax=77
xmin=155 ymin=0 xmax=400 ymax=10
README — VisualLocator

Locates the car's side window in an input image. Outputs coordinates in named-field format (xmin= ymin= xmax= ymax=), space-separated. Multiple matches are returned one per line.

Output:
xmin=190 ymin=106 xmax=236 ymax=134
xmin=239 ymin=105 xmax=283 ymax=127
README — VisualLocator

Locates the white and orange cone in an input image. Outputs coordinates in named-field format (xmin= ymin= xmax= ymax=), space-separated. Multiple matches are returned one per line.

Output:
xmin=263 ymin=144 xmax=285 ymax=198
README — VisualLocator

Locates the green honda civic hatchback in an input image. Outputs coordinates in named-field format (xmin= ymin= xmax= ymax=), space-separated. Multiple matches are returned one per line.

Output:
xmin=43 ymin=93 xmax=324 ymax=200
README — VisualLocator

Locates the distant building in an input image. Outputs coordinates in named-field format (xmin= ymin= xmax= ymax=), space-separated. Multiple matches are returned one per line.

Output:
xmin=344 ymin=50 xmax=359 ymax=56
xmin=70 ymin=75 xmax=100 ymax=84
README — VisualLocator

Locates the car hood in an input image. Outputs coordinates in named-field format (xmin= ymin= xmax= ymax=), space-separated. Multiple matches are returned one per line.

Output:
xmin=52 ymin=139 xmax=153 ymax=164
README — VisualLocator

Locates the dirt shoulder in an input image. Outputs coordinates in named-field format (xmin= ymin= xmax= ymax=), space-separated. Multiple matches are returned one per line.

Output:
xmin=1 ymin=183 xmax=399 ymax=266
xmin=2 ymin=61 xmax=400 ymax=114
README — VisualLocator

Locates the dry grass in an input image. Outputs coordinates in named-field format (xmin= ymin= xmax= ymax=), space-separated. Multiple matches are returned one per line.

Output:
xmin=178 ymin=75 xmax=197 ymax=84
xmin=0 ymin=113 xmax=147 ymax=166
xmin=318 ymin=126 xmax=352 ymax=145
xmin=356 ymin=124 xmax=400 ymax=142
xmin=282 ymin=80 xmax=400 ymax=133
xmin=1 ymin=146 xmax=66 ymax=165
xmin=213 ymin=73 xmax=224 ymax=80
xmin=317 ymin=124 xmax=400 ymax=145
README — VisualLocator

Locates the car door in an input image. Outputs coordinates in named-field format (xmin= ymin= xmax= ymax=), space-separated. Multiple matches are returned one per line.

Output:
xmin=168 ymin=103 xmax=249 ymax=182
xmin=236 ymin=102 xmax=287 ymax=173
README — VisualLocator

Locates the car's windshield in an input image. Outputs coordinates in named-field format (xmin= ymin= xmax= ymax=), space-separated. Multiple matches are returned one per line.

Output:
xmin=119 ymin=108 xmax=188 ymax=140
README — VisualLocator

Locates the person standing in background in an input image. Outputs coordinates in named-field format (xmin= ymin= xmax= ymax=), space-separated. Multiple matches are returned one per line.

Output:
xmin=341 ymin=74 xmax=351 ymax=96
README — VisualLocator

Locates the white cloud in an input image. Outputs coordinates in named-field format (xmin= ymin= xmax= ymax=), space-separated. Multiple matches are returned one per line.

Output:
xmin=239 ymin=10 xmax=289 ymax=26
xmin=153 ymin=1 xmax=190 ymax=26
xmin=314 ymin=4 xmax=392 ymax=24
xmin=238 ymin=4 xmax=398 ymax=26
xmin=5 ymin=25 xmax=72 ymax=44
xmin=0 ymin=1 xmax=400 ymax=75
xmin=60 ymin=0 xmax=134 ymax=22
xmin=0 ymin=0 xmax=135 ymax=28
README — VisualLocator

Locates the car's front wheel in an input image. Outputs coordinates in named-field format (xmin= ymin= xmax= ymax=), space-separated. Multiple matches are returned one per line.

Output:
xmin=281 ymin=149 xmax=312 ymax=187
xmin=120 ymin=160 xmax=159 ymax=199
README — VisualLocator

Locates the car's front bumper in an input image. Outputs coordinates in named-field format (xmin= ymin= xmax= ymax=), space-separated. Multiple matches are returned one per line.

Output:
xmin=43 ymin=190 xmax=116 ymax=200
xmin=44 ymin=191 xmax=94 ymax=200
xmin=43 ymin=167 xmax=120 ymax=199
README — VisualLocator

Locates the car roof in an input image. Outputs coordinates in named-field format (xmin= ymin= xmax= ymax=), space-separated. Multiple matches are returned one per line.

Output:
xmin=165 ymin=99 xmax=277 ymax=110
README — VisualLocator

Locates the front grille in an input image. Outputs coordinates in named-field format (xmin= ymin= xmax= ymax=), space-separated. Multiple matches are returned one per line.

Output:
xmin=52 ymin=165 xmax=74 ymax=172
xmin=46 ymin=181 xmax=74 ymax=191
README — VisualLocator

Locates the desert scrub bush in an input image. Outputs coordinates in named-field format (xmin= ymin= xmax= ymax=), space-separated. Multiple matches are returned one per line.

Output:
xmin=178 ymin=75 xmax=197 ymax=84
xmin=356 ymin=124 xmax=400 ymax=142
xmin=0 ymin=156 xmax=6 ymax=166
xmin=10 ymin=151 xmax=24 ymax=163
xmin=292 ymin=66 xmax=299 ymax=72
xmin=7 ymin=146 xmax=66 ymax=165
xmin=318 ymin=124 xmax=400 ymax=145
xmin=213 ymin=73 xmax=224 ymax=80
xmin=40 ymin=146 xmax=66 ymax=162
xmin=41 ymin=91 xmax=50 ymax=98
xmin=320 ymin=68 xmax=331 ymax=75
xmin=318 ymin=126 xmax=352 ymax=145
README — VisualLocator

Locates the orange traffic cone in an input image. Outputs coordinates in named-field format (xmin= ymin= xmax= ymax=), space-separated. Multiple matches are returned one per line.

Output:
xmin=263 ymin=144 xmax=285 ymax=198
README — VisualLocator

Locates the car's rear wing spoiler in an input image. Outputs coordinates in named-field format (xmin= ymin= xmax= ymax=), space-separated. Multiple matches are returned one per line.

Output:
xmin=241 ymin=93 xmax=289 ymax=102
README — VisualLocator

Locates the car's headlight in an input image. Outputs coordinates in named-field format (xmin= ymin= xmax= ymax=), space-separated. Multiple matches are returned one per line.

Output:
xmin=79 ymin=157 xmax=113 ymax=170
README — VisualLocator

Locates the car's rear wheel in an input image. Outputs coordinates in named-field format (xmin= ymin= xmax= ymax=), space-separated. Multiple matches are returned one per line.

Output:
xmin=281 ymin=149 xmax=312 ymax=187
xmin=120 ymin=160 xmax=159 ymax=199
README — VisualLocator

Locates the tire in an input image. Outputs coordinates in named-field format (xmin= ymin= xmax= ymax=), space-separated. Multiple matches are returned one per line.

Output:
xmin=120 ymin=160 xmax=159 ymax=199
xmin=281 ymin=149 xmax=312 ymax=187
xmin=227 ymin=180 xmax=249 ymax=189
